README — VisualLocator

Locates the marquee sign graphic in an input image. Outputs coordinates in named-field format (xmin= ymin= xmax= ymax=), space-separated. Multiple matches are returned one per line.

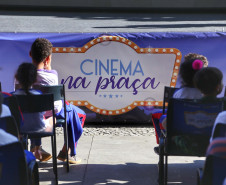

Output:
xmin=52 ymin=36 xmax=182 ymax=115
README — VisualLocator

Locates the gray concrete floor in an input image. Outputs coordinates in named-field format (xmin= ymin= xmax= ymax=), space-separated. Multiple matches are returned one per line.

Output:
xmin=39 ymin=134 xmax=205 ymax=185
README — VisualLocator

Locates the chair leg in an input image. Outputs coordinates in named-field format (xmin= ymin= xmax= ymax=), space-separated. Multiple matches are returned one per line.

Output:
xmin=51 ymin=135 xmax=58 ymax=185
xmin=53 ymin=133 xmax=58 ymax=185
xmin=158 ymin=146 xmax=164 ymax=185
xmin=197 ymin=169 xmax=201 ymax=185
xmin=23 ymin=135 xmax=28 ymax=150
xmin=64 ymin=125 xmax=69 ymax=172
xmin=51 ymin=136 xmax=55 ymax=173
xmin=164 ymin=155 xmax=168 ymax=185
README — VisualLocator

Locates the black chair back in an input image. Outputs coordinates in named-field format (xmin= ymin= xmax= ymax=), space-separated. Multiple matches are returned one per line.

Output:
xmin=224 ymin=86 xmax=226 ymax=97
xmin=15 ymin=93 xmax=58 ymax=184
xmin=33 ymin=85 xmax=65 ymax=101
xmin=162 ymin=86 xmax=179 ymax=114
xmin=33 ymin=85 xmax=69 ymax=172
xmin=3 ymin=95 xmax=22 ymax=129
xmin=167 ymin=98 xmax=224 ymax=156
xmin=158 ymin=98 xmax=224 ymax=185
xmin=0 ymin=142 xmax=29 ymax=185
xmin=16 ymin=94 xmax=54 ymax=113
xmin=0 ymin=116 xmax=19 ymax=138
xmin=212 ymin=123 xmax=226 ymax=139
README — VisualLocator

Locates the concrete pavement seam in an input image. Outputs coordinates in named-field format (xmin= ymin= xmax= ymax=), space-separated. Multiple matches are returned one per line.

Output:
xmin=81 ymin=135 xmax=94 ymax=185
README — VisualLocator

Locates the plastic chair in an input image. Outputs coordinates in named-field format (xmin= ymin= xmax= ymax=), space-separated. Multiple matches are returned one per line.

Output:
xmin=162 ymin=86 xmax=179 ymax=115
xmin=224 ymin=86 xmax=226 ymax=97
xmin=212 ymin=123 xmax=226 ymax=139
xmin=0 ymin=116 xmax=39 ymax=185
xmin=0 ymin=116 xmax=19 ymax=138
xmin=3 ymin=94 xmax=23 ymax=130
xmin=152 ymin=86 xmax=179 ymax=144
xmin=0 ymin=142 xmax=29 ymax=185
xmin=15 ymin=93 xmax=58 ymax=185
xmin=158 ymin=98 xmax=224 ymax=185
xmin=197 ymin=138 xmax=226 ymax=185
xmin=33 ymin=84 xmax=69 ymax=172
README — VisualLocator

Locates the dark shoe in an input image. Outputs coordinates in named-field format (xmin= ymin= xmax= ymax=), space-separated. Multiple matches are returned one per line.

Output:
xmin=154 ymin=146 xmax=159 ymax=155
xmin=31 ymin=146 xmax=52 ymax=162
xmin=57 ymin=150 xmax=81 ymax=164
xmin=57 ymin=150 xmax=67 ymax=161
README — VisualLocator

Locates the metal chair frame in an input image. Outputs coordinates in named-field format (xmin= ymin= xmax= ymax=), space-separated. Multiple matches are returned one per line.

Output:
xmin=33 ymin=84 xmax=69 ymax=172
xmin=0 ymin=116 xmax=19 ymax=138
xmin=3 ymin=94 xmax=22 ymax=130
xmin=158 ymin=98 xmax=224 ymax=185
xmin=0 ymin=142 xmax=29 ymax=185
xmin=15 ymin=93 xmax=58 ymax=185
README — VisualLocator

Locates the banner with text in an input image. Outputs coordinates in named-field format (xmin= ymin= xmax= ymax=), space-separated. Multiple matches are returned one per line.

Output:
xmin=1 ymin=32 xmax=226 ymax=123
xmin=52 ymin=36 xmax=181 ymax=116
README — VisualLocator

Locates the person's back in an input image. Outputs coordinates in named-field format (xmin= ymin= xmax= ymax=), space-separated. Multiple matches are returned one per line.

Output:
xmin=30 ymin=38 xmax=62 ymax=115
xmin=0 ymin=128 xmax=18 ymax=146
xmin=193 ymin=67 xmax=224 ymax=143
xmin=206 ymin=137 xmax=226 ymax=158
xmin=13 ymin=62 xmax=53 ymax=162
xmin=36 ymin=69 xmax=58 ymax=86
xmin=173 ymin=54 xmax=208 ymax=99
xmin=202 ymin=138 xmax=226 ymax=185
xmin=153 ymin=54 xmax=208 ymax=153
xmin=0 ymin=92 xmax=11 ymax=118
xmin=193 ymin=67 xmax=223 ymax=100
xmin=209 ymin=110 xmax=226 ymax=143
xmin=13 ymin=63 xmax=50 ymax=133
xmin=173 ymin=86 xmax=202 ymax=99
xmin=30 ymin=38 xmax=85 ymax=164
xmin=13 ymin=89 xmax=48 ymax=132
xmin=0 ymin=104 xmax=11 ymax=118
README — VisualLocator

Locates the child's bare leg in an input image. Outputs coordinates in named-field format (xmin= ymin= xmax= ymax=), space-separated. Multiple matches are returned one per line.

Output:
xmin=44 ymin=116 xmax=55 ymax=132
xmin=34 ymin=145 xmax=42 ymax=160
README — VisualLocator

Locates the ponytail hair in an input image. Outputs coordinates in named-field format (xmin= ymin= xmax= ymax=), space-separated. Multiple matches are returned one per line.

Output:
xmin=15 ymin=63 xmax=37 ymax=95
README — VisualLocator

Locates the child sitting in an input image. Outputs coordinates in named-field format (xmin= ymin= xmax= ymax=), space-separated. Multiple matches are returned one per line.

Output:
xmin=172 ymin=67 xmax=223 ymax=155
xmin=161 ymin=55 xmax=208 ymax=129
xmin=13 ymin=63 xmax=53 ymax=161
xmin=193 ymin=67 xmax=223 ymax=102
xmin=30 ymin=38 xmax=86 ymax=164
xmin=173 ymin=53 xmax=208 ymax=99
xmin=153 ymin=53 xmax=208 ymax=154
xmin=193 ymin=67 xmax=224 ymax=143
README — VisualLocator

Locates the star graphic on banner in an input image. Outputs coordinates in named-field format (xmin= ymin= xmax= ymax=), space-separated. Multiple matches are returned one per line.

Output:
xmin=109 ymin=94 xmax=113 ymax=98
xmin=99 ymin=95 xmax=102 ymax=97
xmin=103 ymin=94 xmax=107 ymax=98
xmin=115 ymin=94 xmax=119 ymax=98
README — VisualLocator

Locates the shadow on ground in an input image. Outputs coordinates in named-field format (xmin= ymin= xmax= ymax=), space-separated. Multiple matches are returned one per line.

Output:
xmin=38 ymin=160 xmax=204 ymax=185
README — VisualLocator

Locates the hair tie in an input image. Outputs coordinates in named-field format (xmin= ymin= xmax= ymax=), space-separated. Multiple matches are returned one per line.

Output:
xmin=192 ymin=60 xmax=203 ymax=70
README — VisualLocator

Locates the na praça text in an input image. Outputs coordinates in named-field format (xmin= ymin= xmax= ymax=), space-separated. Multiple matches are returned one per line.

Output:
xmin=61 ymin=59 xmax=160 ymax=95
